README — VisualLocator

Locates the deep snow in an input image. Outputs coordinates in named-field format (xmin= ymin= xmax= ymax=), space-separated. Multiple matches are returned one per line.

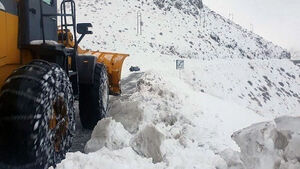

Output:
xmin=54 ymin=0 xmax=299 ymax=169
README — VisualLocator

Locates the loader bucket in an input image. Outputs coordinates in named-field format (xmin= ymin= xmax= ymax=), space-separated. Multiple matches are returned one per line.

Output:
xmin=78 ymin=48 xmax=128 ymax=95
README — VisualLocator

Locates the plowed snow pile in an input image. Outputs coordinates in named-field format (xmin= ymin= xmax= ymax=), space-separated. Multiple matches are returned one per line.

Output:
xmin=55 ymin=0 xmax=299 ymax=169
xmin=56 ymin=62 xmax=300 ymax=169
xmin=222 ymin=116 xmax=300 ymax=169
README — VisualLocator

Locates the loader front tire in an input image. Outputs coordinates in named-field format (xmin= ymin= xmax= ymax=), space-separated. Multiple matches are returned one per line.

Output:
xmin=0 ymin=60 xmax=75 ymax=169
xmin=79 ymin=63 xmax=109 ymax=130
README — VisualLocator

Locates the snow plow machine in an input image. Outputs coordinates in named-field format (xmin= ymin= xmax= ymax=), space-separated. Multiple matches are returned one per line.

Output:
xmin=0 ymin=0 xmax=128 ymax=168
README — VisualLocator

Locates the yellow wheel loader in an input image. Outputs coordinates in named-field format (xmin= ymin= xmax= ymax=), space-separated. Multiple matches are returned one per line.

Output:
xmin=0 ymin=0 xmax=128 ymax=168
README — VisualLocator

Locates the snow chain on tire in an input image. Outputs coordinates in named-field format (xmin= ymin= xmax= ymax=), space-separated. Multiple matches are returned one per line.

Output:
xmin=0 ymin=60 xmax=75 ymax=169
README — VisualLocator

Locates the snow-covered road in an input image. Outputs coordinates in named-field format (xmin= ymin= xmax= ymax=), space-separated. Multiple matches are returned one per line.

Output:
xmin=69 ymin=102 xmax=92 ymax=153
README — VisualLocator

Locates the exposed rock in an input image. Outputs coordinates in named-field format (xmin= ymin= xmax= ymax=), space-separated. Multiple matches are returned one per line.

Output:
xmin=153 ymin=0 xmax=203 ymax=17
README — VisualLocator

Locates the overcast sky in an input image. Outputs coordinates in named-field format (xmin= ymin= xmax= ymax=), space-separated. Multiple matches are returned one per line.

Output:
xmin=203 ymin=0 xmax=300 ymax=57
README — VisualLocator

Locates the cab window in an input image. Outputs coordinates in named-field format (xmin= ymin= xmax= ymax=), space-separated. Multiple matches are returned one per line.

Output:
xmin=0 ymin=1 xmax=5 ymax=11
xmin=43 ymin=0 xmax=52 ymax=5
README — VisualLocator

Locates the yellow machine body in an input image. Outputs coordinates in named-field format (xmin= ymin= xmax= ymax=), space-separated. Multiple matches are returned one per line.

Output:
xmin=0 ymin=9 xmax=22 ymax=88
xmin=0 ymin=4 xmax=128 ymax=95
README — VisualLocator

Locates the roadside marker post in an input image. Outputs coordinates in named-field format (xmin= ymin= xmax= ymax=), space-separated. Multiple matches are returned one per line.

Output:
xmin=176 ymin=60 xmax=184 ymax=79
xmin=137 ymin=11 xmax=142 ymax=36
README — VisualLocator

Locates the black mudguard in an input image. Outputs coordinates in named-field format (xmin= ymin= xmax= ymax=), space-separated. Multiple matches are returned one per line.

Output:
xmin=76 ymin=55 xmax=97 ymax=84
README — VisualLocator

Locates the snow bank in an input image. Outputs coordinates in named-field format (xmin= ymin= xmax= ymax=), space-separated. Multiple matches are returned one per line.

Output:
xmin=58 ymin=66 xmax=298 ymax=168
xmin=161 ymin=139 xmax=227 ymax=169
xmin=54 ymin=147 xmax=165 ymax=169
xmin=84 ymin=118 xmax=131 ymax=153
xmin=222 ymin=116 xmax=300 ymax=169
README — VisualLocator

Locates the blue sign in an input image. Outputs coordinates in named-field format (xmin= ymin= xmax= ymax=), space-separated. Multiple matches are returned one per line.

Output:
xmin=176 ymin=60 xmax=184 ymax=70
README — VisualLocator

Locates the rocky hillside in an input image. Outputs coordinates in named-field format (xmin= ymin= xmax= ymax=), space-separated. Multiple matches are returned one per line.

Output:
xmin=74 ymin=0 xmax=290 ymax=60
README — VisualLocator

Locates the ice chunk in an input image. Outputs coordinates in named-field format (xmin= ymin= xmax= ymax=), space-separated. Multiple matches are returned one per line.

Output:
xmin=109 ymin=101 xmax=143 ymax=134
xmin=232 ymin=121 xmax=280 ymax=169
xmin=223 ymin=116 xmax=300 ymax=169
xmin=220 ymin=149 xmax=245 ymax=169
xmin=130 ymin=125 xmax=165 ymax=163
xmin=84 ymin=118 xmax=132 ymax=153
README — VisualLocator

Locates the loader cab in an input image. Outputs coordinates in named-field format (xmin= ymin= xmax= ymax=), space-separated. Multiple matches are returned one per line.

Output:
xmin=18 ymin=0 xmax=92 ymax=49
xmin=17 ymin=0 xmax=94 ymax=96
xmin=19 ymin=0 xmax=58 ymax=46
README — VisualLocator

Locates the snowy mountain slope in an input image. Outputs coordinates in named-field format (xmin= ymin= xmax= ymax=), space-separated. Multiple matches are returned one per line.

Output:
xmin=75 ymin=0 xmax=290 ymax=60
xmin=184 ymin=59 xmax=300 ymax=116
xmin=54 ymin=0 xmax=299 ymax=169
xmin=204 ymin=0 xmax=300 ymax=58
